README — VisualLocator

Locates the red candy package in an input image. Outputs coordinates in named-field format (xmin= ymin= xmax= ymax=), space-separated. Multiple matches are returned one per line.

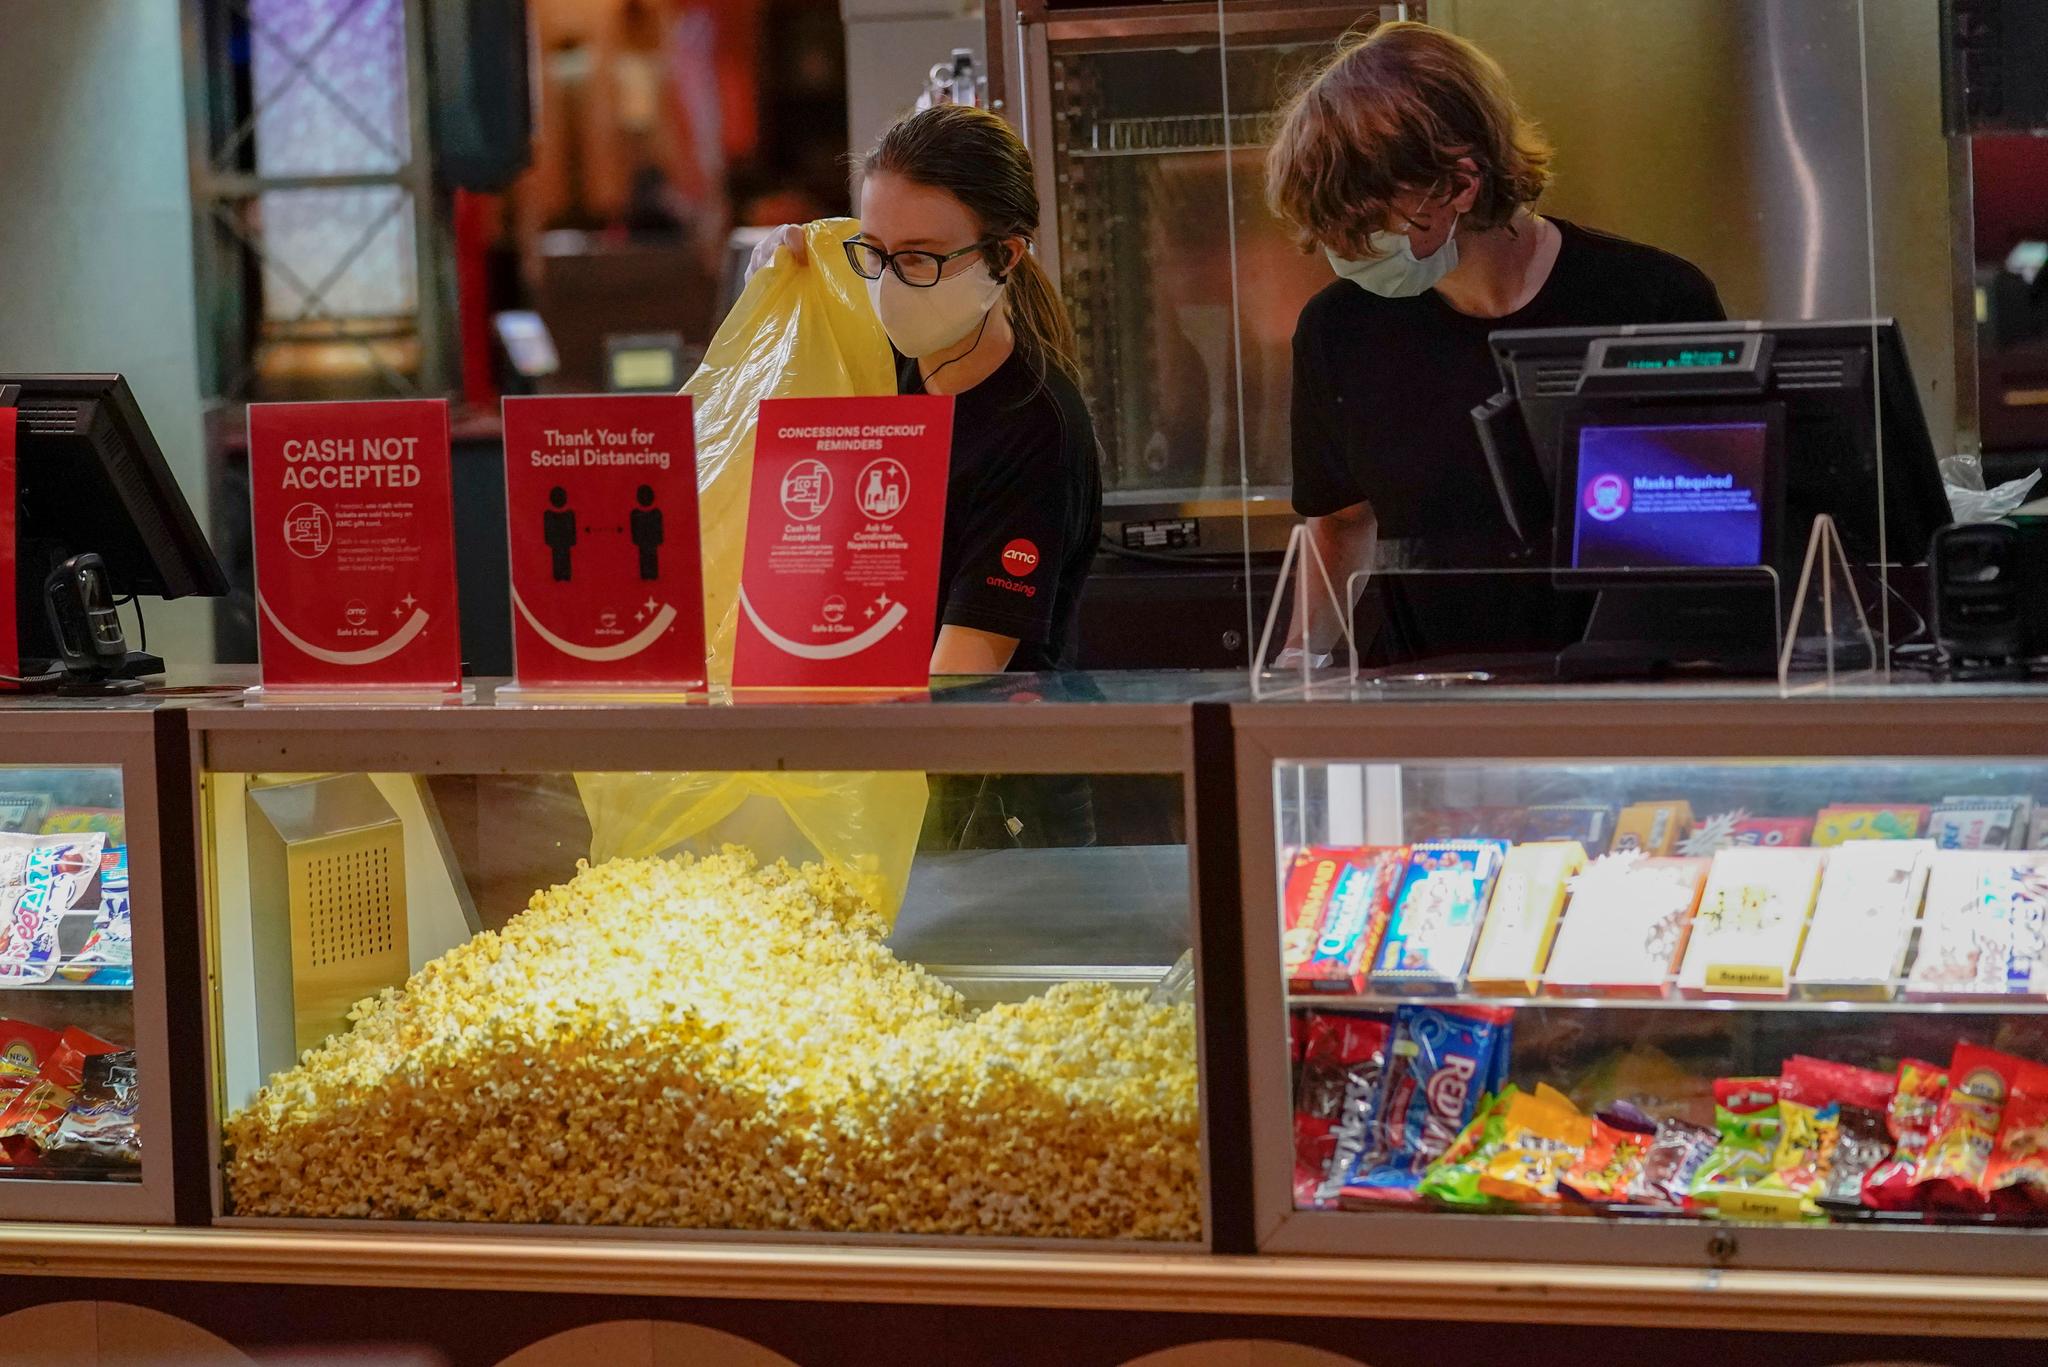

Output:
xmin=1562 ymin=1115 xmax=1654 ymax=1204
xmin=1291 ymin=1013 xmax=1391 ymax=1208
xmin=1864 ymin=1058 xmax=1948 ymax=1210
xmin=1779 ymin=1055 xmax=1896 ymax=1113
xmin=1982 ymin=1062 xmax=2048 ymax=1212
xmin=0 ymin=1020 xmax=61 ymax=1093
xmin=0 ymin=1027 xmax=117 ymax=1165
xmin=1916 ymin=1045 xmax=2030 ymax=1212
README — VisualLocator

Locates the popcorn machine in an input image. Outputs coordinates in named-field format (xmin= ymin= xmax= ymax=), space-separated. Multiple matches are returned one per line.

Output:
xmin=984 ymin=1 xmax=1421 ymax=553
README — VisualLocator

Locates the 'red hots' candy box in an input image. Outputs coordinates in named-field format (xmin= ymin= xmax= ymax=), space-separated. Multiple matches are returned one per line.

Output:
xmin=1288 ymin=846 xmax=1408 ymax=996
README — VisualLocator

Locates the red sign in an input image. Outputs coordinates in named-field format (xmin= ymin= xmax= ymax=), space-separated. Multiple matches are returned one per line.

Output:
xmin=248 ymin=400 xmax=462 ymax=690
xmin=0 ymin=410 xmax=15 ymax=681
xmin=502 ymin=394 xmax=705 ymax=688
xmin=733 ymin=396 xmax=953 ymax=688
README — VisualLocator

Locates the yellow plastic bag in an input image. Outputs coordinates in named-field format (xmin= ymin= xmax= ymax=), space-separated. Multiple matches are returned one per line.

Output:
xmin=684 ymin=217 xmax=895 ymax=686
xmin=575 ymin=770 xmax=929 ymax=926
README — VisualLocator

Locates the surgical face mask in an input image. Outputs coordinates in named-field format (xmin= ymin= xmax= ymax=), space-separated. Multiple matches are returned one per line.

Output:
xmin=865 ymin=258 xmax=1006 ymax=358
xmin=1324 ymin=212 xmax=1461 ymax=298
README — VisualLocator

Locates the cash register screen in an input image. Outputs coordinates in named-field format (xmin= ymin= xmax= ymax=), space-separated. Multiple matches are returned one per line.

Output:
xmin=1567 ymin=417 xmax=1773 ymax=571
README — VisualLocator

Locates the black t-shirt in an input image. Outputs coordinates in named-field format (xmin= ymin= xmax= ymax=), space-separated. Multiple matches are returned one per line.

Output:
xmin=1289 ymin=217 xmax=1727 ymax=658
xmin=899 ymin=347 xmax=1103 ymax=671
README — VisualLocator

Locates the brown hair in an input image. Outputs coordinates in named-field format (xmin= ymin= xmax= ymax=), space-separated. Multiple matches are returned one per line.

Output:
xmin=1266 ymin=22 xmax=1553 ymax=258
xmin=863 ymin=105 xmax=1079 ymax=383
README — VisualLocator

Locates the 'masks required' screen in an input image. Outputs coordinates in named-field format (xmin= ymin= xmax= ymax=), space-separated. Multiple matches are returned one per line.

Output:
xmin=1570 ymin=420 xmax=1771 ymax=571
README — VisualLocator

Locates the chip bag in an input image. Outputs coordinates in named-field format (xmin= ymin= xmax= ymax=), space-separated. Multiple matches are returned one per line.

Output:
xmin=685 ymin=218 xmax=893 ymax=686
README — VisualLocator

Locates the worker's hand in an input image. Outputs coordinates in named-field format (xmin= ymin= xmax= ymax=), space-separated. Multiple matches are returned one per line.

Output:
xmin=746 ymin=224 xmax=809 ymax=281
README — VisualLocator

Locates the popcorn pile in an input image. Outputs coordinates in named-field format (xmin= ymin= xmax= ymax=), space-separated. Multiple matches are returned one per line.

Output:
xmin=224 ymin=848 xmax=1200 ymax=1240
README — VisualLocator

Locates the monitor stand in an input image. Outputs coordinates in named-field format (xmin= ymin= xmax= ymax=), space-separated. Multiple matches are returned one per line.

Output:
xmin=1557 ymin=584 xmax=1780 ymax=680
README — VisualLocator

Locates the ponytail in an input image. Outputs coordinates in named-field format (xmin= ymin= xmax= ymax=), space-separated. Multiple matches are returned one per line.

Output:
xmin=864 ymin=105 xmax=1080 ymax=387
xmin=1002 ymin=251 xmax=1080 ymax=385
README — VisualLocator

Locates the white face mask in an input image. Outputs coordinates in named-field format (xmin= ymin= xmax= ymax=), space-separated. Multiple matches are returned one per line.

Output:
xmin=865 ymin=258 xmax=1006 ymax=358
xmin=1325 ymin=213 xmax=1461 ymax=298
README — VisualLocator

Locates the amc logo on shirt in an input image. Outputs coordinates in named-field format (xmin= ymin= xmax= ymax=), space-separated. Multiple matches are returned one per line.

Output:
xmin=1000 ymin=538 xmax=1040 ymax=578
xmin=988 ymin=538 xmax=1041 ymax=598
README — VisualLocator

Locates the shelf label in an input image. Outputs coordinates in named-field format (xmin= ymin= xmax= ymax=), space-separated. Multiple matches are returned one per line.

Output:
xmin=1706 ymin=963 xmax=1786 ymax=992
xmin=1710 ymin=1189 xmax=1807 ymax=1222
xmin=733 ymin=395 xmax=953 ymax=689
xmin=501 ymin=394 xmax=705 ymax=689
xmin=249 ymin=400 xmax=463 ymax=690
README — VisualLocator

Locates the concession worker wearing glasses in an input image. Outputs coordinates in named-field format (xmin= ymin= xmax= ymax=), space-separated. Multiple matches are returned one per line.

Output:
xmin=752 ymin=104 xmax=1102 ymax=674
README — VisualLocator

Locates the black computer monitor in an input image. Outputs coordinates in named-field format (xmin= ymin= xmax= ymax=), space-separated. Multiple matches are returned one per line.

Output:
xmin=0 ymin=373 xmax=228 ymax=672
xmin=1476 ymin=320 xmax=1951 ymax=675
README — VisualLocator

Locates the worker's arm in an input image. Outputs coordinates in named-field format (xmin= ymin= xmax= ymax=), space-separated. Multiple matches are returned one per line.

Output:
xmin=931 ymin=624 xmax=1018 ymax=675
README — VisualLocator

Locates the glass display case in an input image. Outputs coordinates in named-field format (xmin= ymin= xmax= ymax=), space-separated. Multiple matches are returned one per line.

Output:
xmin=191 ymin=680 xmax=1218 ymax=1245
xmin=1235 ymin=690 xmax=2048 ymax=1276
xmin=0 ymin=705 xmax=180 ymax=1223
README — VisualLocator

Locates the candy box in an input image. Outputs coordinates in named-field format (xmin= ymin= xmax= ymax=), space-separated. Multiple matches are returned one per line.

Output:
xmin=1290 ymin=847 xmax=1408 ymax=996
xmin=1292 ymin=1012 xmax=1392 ymax=1209
xmin=1467 ymin=842 xmax=1586 ymax=994
xmin=1405 ymin=808 xmax=1519 ymax=842
xmin=39 ymin=807 xmax=124 ymax=845
xmin=1734 ymin=817 xmax=1815 ymax=849
xmin=0 ymin=794 xmax=48 ymax=834
xmin=1340 ymin=1002 xmax=1513 ymax=1205
xmin=1929 ymin=797 xmax=2031 ymax=852
xmin=1792 ymin=840 xmax=1932 ymax=1001
xmin=1517 ymin=804 xmax=1617 ymax=854
xmin=1280 ymin=847 xmax=1352 ymax=984
xmin=1677 ymin=847 xmax=1824 ymax=998
xmin=1543 ymin=853 xmax=1710 ymax=997
xmin=1905 ymin=851 xmax=2048 ymax=1001
xmin=1681 ymin=811 xmax=1819 ymax=855
xmin=1611 ymin=801 xmax=1691 ymax=857
xmin=1369 ymin=840 xmax=1510 ymax=994
xmin=1813 ymin=804 xmax=1930 ymax=846
xmin=0 ymin=834 xmax=106 ymax=988
xmin=58 ymin=846 xmax=130 ymax=988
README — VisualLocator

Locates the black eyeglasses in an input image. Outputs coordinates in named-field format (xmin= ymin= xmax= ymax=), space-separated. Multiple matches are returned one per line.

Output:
xmin=844 ymin=237 xmax=997 ymax=288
